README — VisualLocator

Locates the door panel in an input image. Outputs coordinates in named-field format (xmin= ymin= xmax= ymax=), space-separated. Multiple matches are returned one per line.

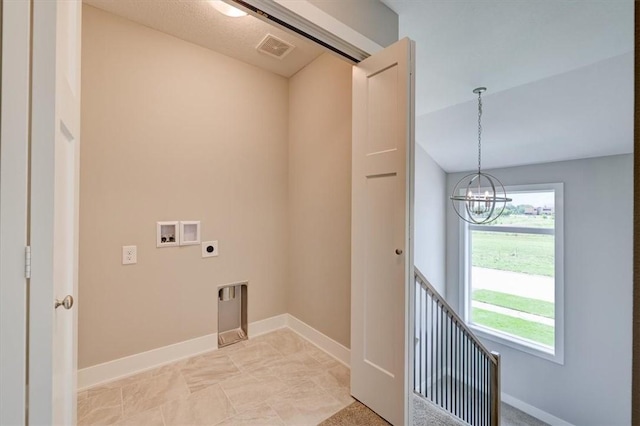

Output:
xmin=351 ymin=37 xmax=414 ymax=426
xmin=29 ymin=0 xmax=81 ymax=423
xmin=363 ymin=174 xmax=399 ymax=375
xmin=366 ymin=65 xmax=399 ymax=154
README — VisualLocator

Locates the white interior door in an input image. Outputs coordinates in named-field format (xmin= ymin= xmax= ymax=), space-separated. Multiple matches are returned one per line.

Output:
xmin=29 ymin=0 xmax=82 ymax=424
xmin=351 ymin=37 xmax=415 ymax=426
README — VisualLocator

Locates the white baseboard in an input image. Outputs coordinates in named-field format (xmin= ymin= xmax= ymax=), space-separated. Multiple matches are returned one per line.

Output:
xmin=78 ymin=313 xmax=347 ymax=391
xmin=248 ymin=313 xmax=287 ymax=337
xmin=502 ymin=392 xmax=575 ymax=426
xmin=285 ymin=314 xmax=350 ymax=367
xmin=78 ymin=332 xmax=219 ymax=391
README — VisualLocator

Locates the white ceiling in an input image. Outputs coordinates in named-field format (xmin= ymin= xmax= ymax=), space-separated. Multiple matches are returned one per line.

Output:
xmin=381 ymin=0 xmax=634 ymax=172
xmin=84 ymin=0 xmax=324 ymax=78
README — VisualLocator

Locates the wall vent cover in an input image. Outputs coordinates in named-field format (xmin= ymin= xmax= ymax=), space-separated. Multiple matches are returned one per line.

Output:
xmin=256 ymin=34 xmax=295 ymax=60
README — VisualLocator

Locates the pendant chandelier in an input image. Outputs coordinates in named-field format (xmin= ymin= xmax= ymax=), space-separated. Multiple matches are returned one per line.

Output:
xmin=450 ymin=87 xmax=511 ymax=224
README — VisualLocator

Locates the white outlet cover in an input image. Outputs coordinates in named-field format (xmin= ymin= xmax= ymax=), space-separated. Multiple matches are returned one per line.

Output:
xmin=202 ymin=240 xmax=219 ymax=258
xmin=122 ymin=245 xmax=137 ymax=265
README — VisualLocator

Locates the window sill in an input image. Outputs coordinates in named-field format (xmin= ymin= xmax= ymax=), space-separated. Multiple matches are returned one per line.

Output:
xmin=469 ymin=323 xmax=564 ymax=365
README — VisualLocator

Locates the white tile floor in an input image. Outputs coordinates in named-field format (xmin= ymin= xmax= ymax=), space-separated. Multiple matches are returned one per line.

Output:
xmin=77 ymin=329 xmax=353 ymax=425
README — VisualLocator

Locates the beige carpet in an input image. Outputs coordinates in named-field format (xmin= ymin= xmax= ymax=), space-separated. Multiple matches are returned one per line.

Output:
xmin=321 ymin=396 xmax=549 ymax=426
xmin=319 ymin=401 xmax=391 ymax=426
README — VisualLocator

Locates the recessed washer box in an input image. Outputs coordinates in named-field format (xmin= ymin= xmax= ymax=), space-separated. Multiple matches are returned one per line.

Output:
xmin=180 ymin=221 xmax=201 ymax=246
xmin=202 ymin=240 xmax=219 ymax=258
xmin=156 ymin=221 xmax=178 ymax=247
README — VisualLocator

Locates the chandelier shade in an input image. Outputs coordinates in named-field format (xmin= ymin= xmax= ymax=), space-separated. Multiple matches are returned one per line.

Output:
xmin=450 ymin=87 xmax=511 ymax=224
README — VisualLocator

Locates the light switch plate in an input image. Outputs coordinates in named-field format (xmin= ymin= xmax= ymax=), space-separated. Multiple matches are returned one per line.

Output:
xmin=122 ymin=245 xmax=137 ymax=265
xmin=202 ymin=241 xmax=218 ymax=258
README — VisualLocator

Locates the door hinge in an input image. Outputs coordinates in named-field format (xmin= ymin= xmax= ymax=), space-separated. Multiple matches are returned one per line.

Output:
xmin=25 ymin=246 xmax=31 ymax=279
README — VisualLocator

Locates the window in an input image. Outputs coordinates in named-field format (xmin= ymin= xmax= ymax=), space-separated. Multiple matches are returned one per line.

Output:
xmin=462 ymin=183 xmax=564 ymax=363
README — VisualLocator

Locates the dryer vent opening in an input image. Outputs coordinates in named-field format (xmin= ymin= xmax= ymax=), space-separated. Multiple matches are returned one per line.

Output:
xmin=218 ymin=282 xmax=248 ymax=348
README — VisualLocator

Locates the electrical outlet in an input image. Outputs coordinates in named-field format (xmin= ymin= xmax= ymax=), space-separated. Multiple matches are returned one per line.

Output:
xmin=202 ymin=241 xmax=219 ymax=258
xmin=122 ymin=245 xmax=137 ymax=265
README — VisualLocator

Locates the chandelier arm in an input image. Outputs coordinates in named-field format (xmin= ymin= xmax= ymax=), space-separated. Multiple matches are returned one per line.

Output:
xmin=485 ymin=177 xmax=497 ymax=219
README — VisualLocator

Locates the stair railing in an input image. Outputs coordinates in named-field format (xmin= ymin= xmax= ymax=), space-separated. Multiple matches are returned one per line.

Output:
xmin=414 ymin=267 xmax=500 ymax=426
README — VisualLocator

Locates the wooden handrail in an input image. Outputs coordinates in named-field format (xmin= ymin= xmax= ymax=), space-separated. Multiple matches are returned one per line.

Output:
xmin=491 ymin=351 xmax=501 ymax=426
xmin=414 ymin=267 xmax=498 ymax=366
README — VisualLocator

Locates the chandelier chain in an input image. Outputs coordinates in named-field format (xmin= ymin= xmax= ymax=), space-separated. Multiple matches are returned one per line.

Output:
xmin=450 ymin=86 xmax=512 ymax=224
xmin=477 ymin=90 xmax=483 ymax=175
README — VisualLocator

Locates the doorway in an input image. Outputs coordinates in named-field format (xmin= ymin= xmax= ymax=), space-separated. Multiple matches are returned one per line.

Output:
xmin=78 ymin=2 xmax=413 ymax=425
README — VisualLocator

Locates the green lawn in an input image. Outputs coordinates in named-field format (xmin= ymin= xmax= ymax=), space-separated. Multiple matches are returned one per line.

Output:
xmin=472 ymin=308 xmax=554 ymax=347
xmin=471 ymin=231 xmax=554 ymax=276
xmin=472 ymin=290 xmax=554 ymax=319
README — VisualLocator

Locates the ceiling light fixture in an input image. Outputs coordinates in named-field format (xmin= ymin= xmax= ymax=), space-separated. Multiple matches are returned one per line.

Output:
xmin=209 ymin=0 xmax=247 ymax=18
xmin=450 ymin=87 xmax=511 ymax=224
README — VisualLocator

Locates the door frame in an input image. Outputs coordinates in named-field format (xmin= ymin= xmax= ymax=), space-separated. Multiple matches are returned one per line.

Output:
xmin=0 ymin=0 xmax=31 ymax=423
xmin=405 ymin=40 xmax=416 ymax=424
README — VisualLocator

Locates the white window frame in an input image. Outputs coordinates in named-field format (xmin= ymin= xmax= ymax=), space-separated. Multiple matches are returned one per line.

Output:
xmin=460 ymin=182 xmax=564 ymax=364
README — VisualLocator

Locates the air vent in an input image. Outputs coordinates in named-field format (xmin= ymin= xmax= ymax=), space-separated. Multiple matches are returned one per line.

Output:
xmin=256 ymin=34 xmax=295 ymax=60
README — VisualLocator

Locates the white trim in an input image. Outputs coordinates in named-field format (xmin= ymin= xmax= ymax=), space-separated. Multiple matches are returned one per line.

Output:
xmin=461 ymin=182 xmax=565 ymax=365
xmin=0 ymin=1 xmax=31 ymax=423
xmin=78 ymin=313 xmax=349 ymax=391
xmin=286 ymin=314 xmax=350 ymax=367
xmin=405 ymin=40 xmax=417 ymax=425
xmin=471 ymin=325 xmax=559 ymax=363
xmin=502 ymin=392 xmax=575 ymax=426
xmin=248 ymin=313 xmax=288 ymax=337
xmin=78 ymin=333 xmax=219 ymax=391
xmin=273 ymin=1 xmax=383 ymax=54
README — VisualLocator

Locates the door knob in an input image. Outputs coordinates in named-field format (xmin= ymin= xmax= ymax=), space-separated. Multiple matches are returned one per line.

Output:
xmin=395 ymin=249 xmax=403 ymax=255
xmin=55 ymin=295 xmax=74 ymax=310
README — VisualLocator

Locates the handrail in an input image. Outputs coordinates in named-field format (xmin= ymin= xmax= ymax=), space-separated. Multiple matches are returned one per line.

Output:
xmin=415 ymin=267 xmax=497 ymax=365
xmin=414 ymin=266 xmax=501 ymax=426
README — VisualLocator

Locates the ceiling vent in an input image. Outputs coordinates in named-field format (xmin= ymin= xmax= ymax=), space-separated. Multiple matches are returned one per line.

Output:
xmin=256 ymin=34 xmax=295 ymax=60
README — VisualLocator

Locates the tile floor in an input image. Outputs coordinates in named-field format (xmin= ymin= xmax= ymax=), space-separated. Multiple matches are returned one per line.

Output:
xmin=77 ymin=329 xmax=353 ymax=426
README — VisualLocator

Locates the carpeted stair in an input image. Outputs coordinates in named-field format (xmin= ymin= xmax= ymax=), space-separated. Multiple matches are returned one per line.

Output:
xmin=320 ymin=394 xmax=549 ymax=426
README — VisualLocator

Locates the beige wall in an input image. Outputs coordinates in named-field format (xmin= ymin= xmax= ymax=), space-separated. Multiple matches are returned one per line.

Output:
xmin=287 ymin=54 xmax=352 ymax=348
xmin=79 ymin=6 xmax=290 ymax=368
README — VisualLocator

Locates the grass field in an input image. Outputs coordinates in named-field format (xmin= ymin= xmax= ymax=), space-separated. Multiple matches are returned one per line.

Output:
xmin=472 ymin=308 xmax=554 ymax=347
xmin=471 ymin=231 xmax=554 ymax=276
xmin=472 ymin=290 xmax=554 ymax=319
